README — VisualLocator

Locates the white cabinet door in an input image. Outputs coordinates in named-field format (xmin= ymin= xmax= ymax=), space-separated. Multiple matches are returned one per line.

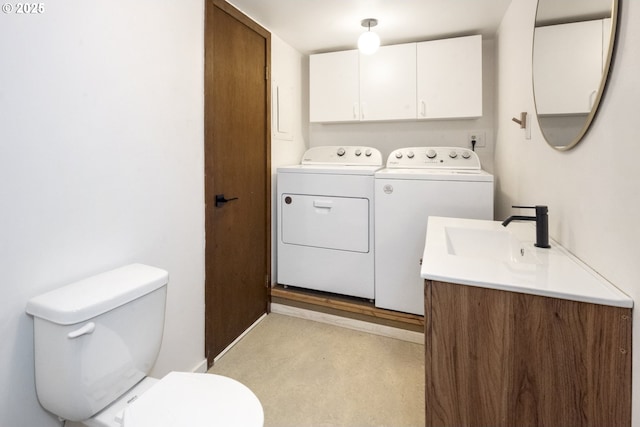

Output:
xmin=359 ymin=43 xmax=417 ymax=121
xmin=534 ymin=20 xmax=603 ymax=115
xmin=309 ymin=50 xmax=359 ymax=122
xmin=416 ymin=35 xmax=482 ymax=119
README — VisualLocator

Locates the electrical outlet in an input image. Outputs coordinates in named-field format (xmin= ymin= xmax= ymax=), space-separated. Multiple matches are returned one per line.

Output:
xmin=468 ymin=131 xmax=486 ymax=148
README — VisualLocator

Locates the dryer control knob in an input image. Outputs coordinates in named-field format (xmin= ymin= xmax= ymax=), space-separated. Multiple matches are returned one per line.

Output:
xmin=365 ymin=149 xmax=372 ymax=157
xmin=462 ymin=151 xmax=471 ymax=159
xmin=407 ymin=151 xmax=415 ymax=159
xmin=337 ymin=147 xmax=346 ymax=156
xmin=355 ymin=149 xmax=362 ymax=156
xmin=395 ymin=152 xmax=403 ymax=159
xmin=426 ymin=149 xmax=437 ymax=159
xmin=449 ymin=150 xmax=458 ymax=158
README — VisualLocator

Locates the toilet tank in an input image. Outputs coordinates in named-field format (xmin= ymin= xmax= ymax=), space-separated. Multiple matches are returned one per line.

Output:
xmin=26 ymin=264 xmax=169 ymax=422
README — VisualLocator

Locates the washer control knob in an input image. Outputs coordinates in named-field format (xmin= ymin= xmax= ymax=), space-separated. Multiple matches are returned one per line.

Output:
xmin=426 ymin=149 xmax=437 ymax=159
xmin=407 ymin=151 xmax=415 ymax=159
xmin=449 ymin=150 xmax=458 ymax=159
xmin=337 ymin=147 xmax=346 ymax=157
xmin=395 ymin=152 xmax=403 ymax=159
xmin=365 ymin=149 xmax=372 ymax=157
xmin=462 ymin=151 xmax=471 ymax=159
xmin=355 ymin=149 xmax=362 ymax=156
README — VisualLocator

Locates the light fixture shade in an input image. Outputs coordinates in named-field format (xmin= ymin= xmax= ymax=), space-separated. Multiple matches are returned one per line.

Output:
xmin=358 ymin=31 xmax=380 ymax=55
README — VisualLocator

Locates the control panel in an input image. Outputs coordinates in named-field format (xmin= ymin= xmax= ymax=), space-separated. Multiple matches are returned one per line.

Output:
xmin=386 ymin=147 xmax=481 ymax=170
xmin=301 ymin=146 xmax=383 ymax=166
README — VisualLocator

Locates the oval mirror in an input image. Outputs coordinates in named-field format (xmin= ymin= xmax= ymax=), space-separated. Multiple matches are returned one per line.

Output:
xmin=532 ymin=0 xmax=618 ymax=150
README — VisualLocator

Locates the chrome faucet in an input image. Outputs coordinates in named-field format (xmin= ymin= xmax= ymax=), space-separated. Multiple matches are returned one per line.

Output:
xmin=502 ymin=205 xmax=550 ymax=248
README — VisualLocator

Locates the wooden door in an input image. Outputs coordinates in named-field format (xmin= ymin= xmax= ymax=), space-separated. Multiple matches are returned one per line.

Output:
xmin=204 ymin=0 xmax=271 ymax=366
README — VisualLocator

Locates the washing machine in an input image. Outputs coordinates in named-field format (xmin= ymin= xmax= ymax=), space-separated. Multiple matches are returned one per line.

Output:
xmin=277 ymin=146 xmax=383 ymax=299
xmin=374 ymin=147 xmax=494 ymax=315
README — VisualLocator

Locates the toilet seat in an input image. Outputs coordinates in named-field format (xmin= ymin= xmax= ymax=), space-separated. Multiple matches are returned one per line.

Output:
xmin=122 ymin=372 xmax=263 ymax=427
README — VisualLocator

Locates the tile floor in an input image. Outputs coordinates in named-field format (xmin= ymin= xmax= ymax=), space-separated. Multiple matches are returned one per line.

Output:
xmin=208 ymin=313 xmax=425 ymax=427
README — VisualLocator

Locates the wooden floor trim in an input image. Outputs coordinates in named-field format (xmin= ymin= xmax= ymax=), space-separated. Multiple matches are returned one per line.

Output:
xmin=270 ymin=285 xmax=424 ymax=327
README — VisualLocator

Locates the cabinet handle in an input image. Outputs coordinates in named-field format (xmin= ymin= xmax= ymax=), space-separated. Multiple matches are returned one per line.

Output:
xmin=361 ymin=103 xmax=367 ymax=120
xmin=420 ymin=100 xmax=426 ymax=117
xmin=353 ymin=103 xmax=358 ymax=119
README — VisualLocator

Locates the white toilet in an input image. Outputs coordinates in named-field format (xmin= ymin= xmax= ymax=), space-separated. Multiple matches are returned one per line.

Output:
xmin=26 ymin=263 xmax=264 ymax=427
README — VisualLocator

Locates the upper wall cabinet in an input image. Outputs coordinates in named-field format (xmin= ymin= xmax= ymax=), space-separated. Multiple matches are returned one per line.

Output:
xmin=309 ymin=50 xmax=360 ymax=122
xmin=534 ymin=19 xmax=608 ymax=115
xmin=309 ymin=35 xmax=483 ymax=123
xmin=359 ymin=43 xmax=417 ymax=121
xmin=417 ymin=35 xmax=482 ymax=119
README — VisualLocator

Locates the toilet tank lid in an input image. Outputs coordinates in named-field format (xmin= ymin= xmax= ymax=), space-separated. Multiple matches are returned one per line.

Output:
xmin=26 ymin=264 xmax=168 ymax=325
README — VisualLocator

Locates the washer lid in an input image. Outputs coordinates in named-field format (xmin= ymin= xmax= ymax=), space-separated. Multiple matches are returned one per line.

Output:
xmin=375 ymin=168 xmax=494 ymax=182
xmin=123 ymin=372 xmax=263 ymax=427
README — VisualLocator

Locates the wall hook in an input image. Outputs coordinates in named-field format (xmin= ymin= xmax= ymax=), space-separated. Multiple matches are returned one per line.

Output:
xmin=512 ymin=112 xmax=527 ymax=129
xmin=511 ymin=111 xmax=531 ymax=140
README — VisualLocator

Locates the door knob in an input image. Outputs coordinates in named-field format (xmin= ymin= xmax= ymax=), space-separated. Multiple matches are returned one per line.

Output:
xmin=215 ymin=194 xmax=239 ymax=208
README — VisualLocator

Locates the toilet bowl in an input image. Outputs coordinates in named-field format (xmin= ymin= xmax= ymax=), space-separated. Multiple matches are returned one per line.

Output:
xmin=26 ymin=264 xmax=263 ymax=427
xmin=82 ymin=372 xmax=263 ymax=427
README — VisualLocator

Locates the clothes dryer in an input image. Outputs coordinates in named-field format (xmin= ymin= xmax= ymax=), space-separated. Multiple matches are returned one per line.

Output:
xmin=277 ymin=146 xmax=383 ymax=299
xmin=374 ymin=147 xmax=493 ymax=315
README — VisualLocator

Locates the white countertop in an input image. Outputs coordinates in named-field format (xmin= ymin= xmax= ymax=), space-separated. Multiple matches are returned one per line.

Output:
xmin=421 ymin=216 xmax=633 ymax=308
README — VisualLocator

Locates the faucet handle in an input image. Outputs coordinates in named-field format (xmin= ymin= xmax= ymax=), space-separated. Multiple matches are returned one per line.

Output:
xmin=512 ymin=205 xmax=548 ymax=213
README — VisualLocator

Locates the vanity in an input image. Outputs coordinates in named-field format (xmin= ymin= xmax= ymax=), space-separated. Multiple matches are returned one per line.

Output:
xmin=421 ymin=217 xmax=633 ymax=427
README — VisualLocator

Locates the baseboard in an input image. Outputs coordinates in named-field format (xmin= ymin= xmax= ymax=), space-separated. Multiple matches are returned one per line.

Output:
xmin=270 ymin=285 xmax=424 ymax=331
xmin=213 ymin=313 xmax=269 ymax=364
xmin=191 ymin=358 xmax=208 ymax=374
xmin=271 ymin=303 xmax=424 ymax=344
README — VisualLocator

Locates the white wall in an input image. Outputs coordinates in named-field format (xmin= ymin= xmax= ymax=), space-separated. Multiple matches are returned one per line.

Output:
xmin=0 ymin=1 xmax=205 ymax=426
xmin=495 ymin=0 xmax=640 ymax=425
xmin=269 ymin=36 xmax=309 ymax=282
xmin=308 ymin=39 xmax=497 ymax=173
xmin=271 ymin=35 xmax=310 ymax=166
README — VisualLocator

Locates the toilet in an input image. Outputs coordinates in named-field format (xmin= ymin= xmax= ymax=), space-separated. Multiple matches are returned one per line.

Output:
xmin=26 ymin=264 xmax=264 ymax=427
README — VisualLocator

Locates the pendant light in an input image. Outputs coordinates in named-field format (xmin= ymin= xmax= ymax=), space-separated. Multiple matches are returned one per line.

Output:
xmin=358 ymin=18 xmax=380 ymax=55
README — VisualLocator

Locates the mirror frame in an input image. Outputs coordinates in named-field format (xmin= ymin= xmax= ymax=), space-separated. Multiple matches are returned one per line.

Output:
xmin=532 ymin=0 xmax=619 ymax=151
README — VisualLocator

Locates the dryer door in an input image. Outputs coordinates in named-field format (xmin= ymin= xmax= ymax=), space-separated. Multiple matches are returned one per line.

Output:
xmin=281 ymin=194 xmax=369 ymax=253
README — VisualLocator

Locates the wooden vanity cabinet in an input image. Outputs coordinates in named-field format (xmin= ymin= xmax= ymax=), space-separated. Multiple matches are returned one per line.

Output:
xmin=424 ymin=280 xmax=632 ymax=427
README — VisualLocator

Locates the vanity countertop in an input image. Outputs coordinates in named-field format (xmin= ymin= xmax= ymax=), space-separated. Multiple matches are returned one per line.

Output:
xmin=421 ymin=216 xmax=633 ymax=308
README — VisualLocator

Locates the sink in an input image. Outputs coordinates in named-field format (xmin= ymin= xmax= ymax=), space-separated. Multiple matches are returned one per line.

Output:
xmin=421 ymin=216 xmax=633 ymax=308
xmin=444 ymin=226 xmax=541 ymax=264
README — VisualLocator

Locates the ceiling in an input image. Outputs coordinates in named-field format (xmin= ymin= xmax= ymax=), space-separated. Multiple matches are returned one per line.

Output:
xmin=226 ymin=0 xmax=514 ymax=55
